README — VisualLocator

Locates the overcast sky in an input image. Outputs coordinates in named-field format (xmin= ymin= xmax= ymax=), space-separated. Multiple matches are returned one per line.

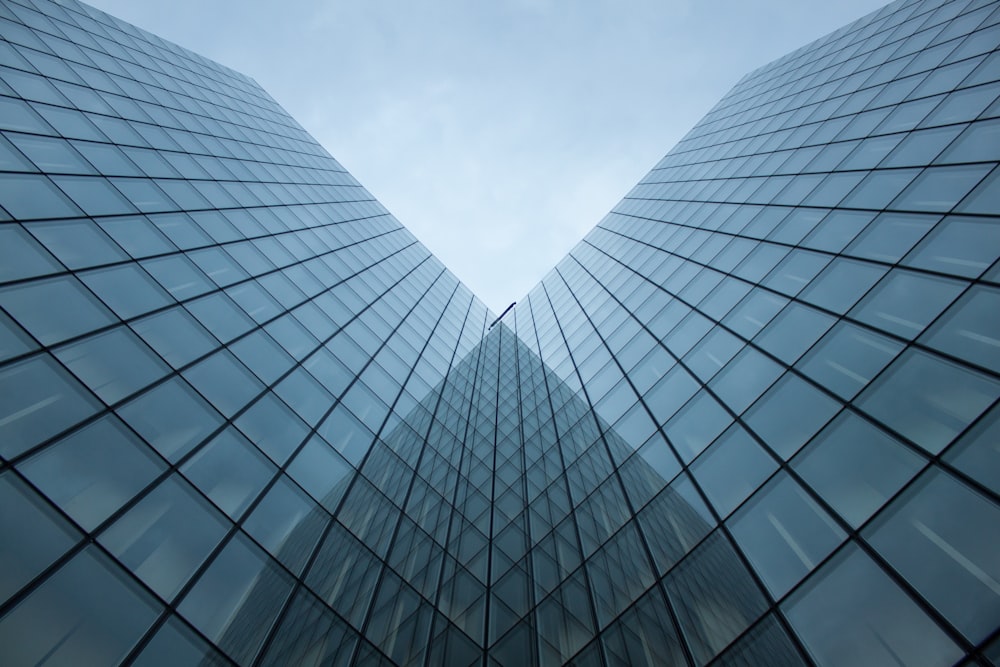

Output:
xmin=86 ymin=0 xmax=889 ymax=313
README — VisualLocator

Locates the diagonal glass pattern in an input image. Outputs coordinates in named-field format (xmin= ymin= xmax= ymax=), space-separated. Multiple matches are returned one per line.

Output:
xmin=1 ymin=0 xmax=998 ymax=664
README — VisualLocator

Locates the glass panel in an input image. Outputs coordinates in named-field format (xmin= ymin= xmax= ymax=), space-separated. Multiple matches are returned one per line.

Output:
xmin=730 ymin=472 xmax=845 ymax=599
xmin=185 ymin=292 xmax=255 ymax=343
xmin=799 ymin=258 xmax=886 ymax=314
xmin=21 ymin=415 xmax=165 ymax=531
xmin=50 ymin=175 xmax=137 ymax=216
xmin=904 ymin=215 xmax=1000 ymax=278
xmin=891 ymin=164 xmax=992 ymax=212
xmin=801 ymin=210 xmax=874 ymax=254
xmin=845 ymin=211 xmax=938 ymax=263
xmin=242 ymin=475 xmax=329 ymax=576
xmin=141 ymin=255 xmax=214 ymax=301
xmin=178 ymin=533 xmax=294 ymax=666
xmin=850 ymin=269 xmax=965 ymax=339
xmin=0 ymin=546 xmax=159 ymax=667
xmin=857 ymin=349 xmax=999 ymax=454
xmin=317 ymin=404 xmax=376 ymax=466
xmin=100 ymin=474 xmax=229 ymax=600
xmin=130 ymin=307 xmax=217 ymax=369
xmin=665 ymin=531 xmax=769 ymax=665
xmin=257 ymin=589 xmax=357 ymax=667
xmin=26 ymin=219 xmax=127 ymax=270
xmin=784 ymin=543 xmax=961 ymax=667
xmin=79 ymin=264 xmax=172 ymax=320
xmin=638 ymin=474 xmax=715 ymax=574
xmin=183 ymin=350 xmax=264 ymax=418
xmin=710 ymin=346 xmax=783 ymax=414
xmin=131 ymin=615 xmax=229 ymax=667
xmin=0 ymin=353 xmax=100 ymax=460
xmin=867 ymin=468 xmax=1000 ymax=643
xmin=754 ymin=302 xmax=835 ymax=365
xmin=945 ymin=404 xmax=1000 ymax=496
xmin=6 ymin=132 xmax=94 ymax=174
xmin=793 ymin=410 xmax=924 ymax=528
xmin=181 ymin=427 xmax=275 ymax=519
xmin=118 ymin=377 xmax=223 ymax=462
xmin=691 ymin=423 xmax=777 ymax=517
xmin=236 ymin=394 xmax=310 ymax=466
xmin=97 ymin=215 xmax=176 ymax=258
xmin=744 ymin=372 xmax=839 ymax=460
xmin=683 ymin=328 xmax=742 ymax=382
xmin=287 ymin=435 xmax=353 ymax=512
xmin=0 ymin=310 xmax=36 ymax=362
xmin=664 ymin=390 xmax=732 ymax=463
xmin=797 ymin=322 xmax=903 ymax=400
xmin=0 ymin=172 xmax=83 ymax=219
xmin=54 ymin=327 xmax=170 ymax=404
xmin=0 ymin=275 xmax=116 ymax=345
xmin=714 ymin=613 xmax=807 ymax=667
xmin=0 ymin=225 xmax=61 ymax=283
xmin=0 ymin=472 xmax=79 ymax=603
xmin=921 ymin=285 xmax=1000 ymax=374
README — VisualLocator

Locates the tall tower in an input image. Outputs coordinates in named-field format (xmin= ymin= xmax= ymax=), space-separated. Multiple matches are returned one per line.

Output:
xmin=1 ymin=0 xmax=998 ymax=665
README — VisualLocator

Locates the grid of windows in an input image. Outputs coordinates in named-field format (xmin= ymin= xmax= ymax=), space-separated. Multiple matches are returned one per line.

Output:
xmin=1 ymin=0 xmax=999 ymax=665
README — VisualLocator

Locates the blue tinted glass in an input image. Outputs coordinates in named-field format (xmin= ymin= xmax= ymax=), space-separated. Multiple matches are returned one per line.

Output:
xmin=793 ymin=410 xmax=924 ymax=527
xmin=0 ymin=353 xmax=100 ymax=459
xmin=857 ymin=349 xmax=999 ymax=454
xmin=730 ymin=472 xmax=845 ymax=598
xmin=784 ymin=544 xmax=961 ymax=667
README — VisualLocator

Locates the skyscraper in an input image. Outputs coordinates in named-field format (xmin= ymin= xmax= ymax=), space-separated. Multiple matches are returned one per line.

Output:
xmin=1 ymin=0 xmax=999 ymax=664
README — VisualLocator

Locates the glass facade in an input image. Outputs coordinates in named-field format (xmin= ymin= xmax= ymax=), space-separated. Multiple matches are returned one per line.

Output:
xmin=1 ymin=0 xmax=999 ymax=664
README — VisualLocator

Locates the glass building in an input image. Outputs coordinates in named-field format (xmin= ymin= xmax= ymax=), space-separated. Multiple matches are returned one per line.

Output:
xmin=1 ymin=0 xmax=999 ymax=664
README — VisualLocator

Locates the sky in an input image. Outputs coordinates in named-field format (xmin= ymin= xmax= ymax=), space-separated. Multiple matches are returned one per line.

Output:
xmin=86 ymin=0 xmax=889 ymax=313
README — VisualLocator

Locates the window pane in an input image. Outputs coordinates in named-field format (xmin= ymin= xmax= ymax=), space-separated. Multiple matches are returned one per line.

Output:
xmin=851 ymin=269 xmax=965 ymax=339
xmin=857 ymin=349 xmax=999 ymax=454
xmin=710 ymin=347 xmax=783 ymax=414
xmin=921 ymin=285 xmax=1000 ymax=374
xmin=744 ymin=372 xmax=839 ymax=460
xmin=945 ymin=403 xmax=1000 ymax=496
xmin=130 ymin=615 xmax=229 ymax=667
xmin=181 ymin=427 xmax=275 ymax=519
xmin=784 ymin=544 xmax=961 ymax=667
xmin=0 ymin=172 xmax=82 ymax=219
xmin=27 ymin=219 xmax=127 ymax=270
xmin=178 ymin=534 xmax=294 ymax=665
xmin=79 ymin=264 xmax=173 ymax=320
xmin=0 ymin=546 xmax=159 ymax=667
xmin=754 ymin=302 xmax=835 ymax=365
xmin=21 ymin=415 xmax=165 ymax=531
xmin=798 ymin=322 xmax=902 ymax=400
xmin=904 ymin=215 xmax=1000 ymax=278
xmin=691 ymin=423 xmax=776 ymax=517
xmin=131 ymin=307 xmax=217 ymax=369
xmin=664 ymin=390 xmax=732 ymax=463
xmin=118 ymin=377 xmax=222 ymax=462
xmin=54 ymin=327 xmax=170 ymax=404
xmin=0 ymin=353 xmax=100 ymax=460
xmin=867 ymin=468 xmax=1000 ymax=643
xmin=287 ymin=435 xmax=353 ymax=512
xmin=183 ymin=350 xmax=264 ymax=418
xmin=730 ymin=472 xmax=845 ymax=598
xmin=665 ymin=531 xmax=769 ymax=665
xmin=0 ymin=225 xmax=61 ymax=283
xmin=100 ymin=475 xmax=229 ymax=600
xmin=0 ymin=275 xmax=116 ymax=345
xmin=0 ymin=473 xmax=79 ymax=602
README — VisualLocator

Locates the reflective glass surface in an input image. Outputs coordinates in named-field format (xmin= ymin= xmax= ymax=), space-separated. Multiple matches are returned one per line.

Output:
xmin=1 ymin=0 xmax=998 ymax=664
